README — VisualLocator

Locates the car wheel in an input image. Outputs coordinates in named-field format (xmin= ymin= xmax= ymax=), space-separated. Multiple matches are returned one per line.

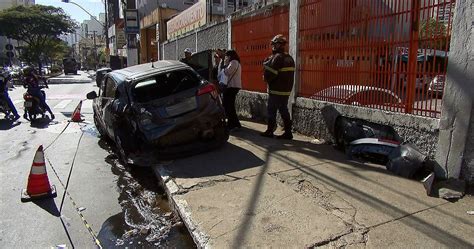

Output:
xmin=114 ymin=127 xmax=139 ymax=166
xmin=114 ymin=134 xmax=129 ymax=165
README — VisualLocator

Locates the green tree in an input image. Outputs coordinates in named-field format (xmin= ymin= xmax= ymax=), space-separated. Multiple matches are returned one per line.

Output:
xmin=0 ymin=5 xmax=76 ymax=73
xmin=419 ymin=18 xmax=449 ymax=49
xmin=44 ymin=38 xmax=71 ymax=64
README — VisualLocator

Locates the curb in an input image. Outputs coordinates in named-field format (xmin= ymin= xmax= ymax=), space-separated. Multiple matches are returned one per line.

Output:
xmin=152 ymin=165 xmax=211 ymax=248
xmin=47 ymin=79 xmax=92 ymax=84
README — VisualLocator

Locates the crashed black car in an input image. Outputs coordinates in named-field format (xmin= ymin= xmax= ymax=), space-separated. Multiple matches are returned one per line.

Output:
xmin=87 ymin=60 xmax=228 ymax=165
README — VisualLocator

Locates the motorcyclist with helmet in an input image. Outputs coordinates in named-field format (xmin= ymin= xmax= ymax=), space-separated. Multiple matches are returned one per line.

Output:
xmin=23 ymin=67 xmax=54 ymax=119
xmin=0 ymin=69 xmax=20 ymax=120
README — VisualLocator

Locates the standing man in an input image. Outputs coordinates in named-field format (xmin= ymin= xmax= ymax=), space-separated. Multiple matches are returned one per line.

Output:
xmin=180 ymin=48 xmax=193 ymax=65
xmin=0 ymin=69 xmax=20 ymax=120
xmin=260 ymin=34 xmax=295 ymax=139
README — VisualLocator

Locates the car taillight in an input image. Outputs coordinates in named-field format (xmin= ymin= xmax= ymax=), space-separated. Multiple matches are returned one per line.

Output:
xmin=197 ymin=84 xmax=218 ymax=99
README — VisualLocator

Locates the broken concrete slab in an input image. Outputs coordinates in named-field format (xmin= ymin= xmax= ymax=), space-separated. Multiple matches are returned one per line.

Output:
xmin=171 ymin=174 xmax=348 ymax=248
xmin=422 ymin=172 xmax=436 ymax=196
xmin=436 ymin=178 xmax=466 ymax=200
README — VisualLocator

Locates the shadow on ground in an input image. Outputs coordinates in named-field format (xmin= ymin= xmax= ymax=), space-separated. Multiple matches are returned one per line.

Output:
xmin=0 ymin=118 xmax=21 ymax=130
xmin=165 ymin=142 xmax=265 ymax=178
xmin=32 ymin=198 xmax=60 ymax=217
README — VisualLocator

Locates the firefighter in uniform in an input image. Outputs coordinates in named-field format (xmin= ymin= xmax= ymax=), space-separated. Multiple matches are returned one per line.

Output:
xmin=261 ymin=34 xmax=295 ymax=139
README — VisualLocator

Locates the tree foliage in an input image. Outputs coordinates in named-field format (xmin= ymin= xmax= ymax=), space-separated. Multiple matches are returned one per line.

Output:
xmin=0 ymin=5 xmax=76 ymax=69
xmin=419 ymin=18 xmax=450 ymax=49
xmin=20 ymin=38 xmax=70 ymax=65
xmin=419 ymin=18 xmax=447 ymax=39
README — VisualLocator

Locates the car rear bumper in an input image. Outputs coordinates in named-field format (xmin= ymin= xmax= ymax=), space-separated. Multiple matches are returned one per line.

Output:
xmin=140 ymin=101 xmax=225 ymax=145
xmin=128 ymin=125 xmax=229 ymax=165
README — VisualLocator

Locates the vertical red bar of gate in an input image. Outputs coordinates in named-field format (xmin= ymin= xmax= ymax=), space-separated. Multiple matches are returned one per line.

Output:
xmin=406 ymin=0 xmax=421 ymax=113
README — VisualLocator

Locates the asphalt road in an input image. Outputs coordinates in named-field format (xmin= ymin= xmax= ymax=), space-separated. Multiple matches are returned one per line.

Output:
xmin=0 ymin=71 xmax=194 ymax=248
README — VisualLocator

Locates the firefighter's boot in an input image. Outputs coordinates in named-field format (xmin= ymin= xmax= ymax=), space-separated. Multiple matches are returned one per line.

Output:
xmin=260 ymin=120 xmax=277 ymax=138
xmin=277 ymin=119 xmax=293 ymax=140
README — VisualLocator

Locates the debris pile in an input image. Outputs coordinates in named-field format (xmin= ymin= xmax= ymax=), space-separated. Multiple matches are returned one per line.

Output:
xmin=334 ymin=116 xmax=467 ymax=200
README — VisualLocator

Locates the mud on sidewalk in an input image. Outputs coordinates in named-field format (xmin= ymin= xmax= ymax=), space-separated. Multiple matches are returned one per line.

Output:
xmin=153 ymin=121 xmax=474 ymax=248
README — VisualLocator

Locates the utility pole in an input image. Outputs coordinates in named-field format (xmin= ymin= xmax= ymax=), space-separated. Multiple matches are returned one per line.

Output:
xmin=87 ymin=31 xmax=98 ymax=69
xmin=104 ymin=0 xmax=109 ymax=63
xmin=92 ymin=31 xmax=98 ymax=69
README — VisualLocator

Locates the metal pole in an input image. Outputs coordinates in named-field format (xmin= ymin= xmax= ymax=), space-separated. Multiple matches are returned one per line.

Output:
xmin=406 ymin=0 xmax=421 ymax=114
xmin=104 ymin=0 xmax=109 ymax=63
xmin=210 ymin=0 xmax=212 ymax=22
xmin=92 ymin=31 xmax=98 ymax=69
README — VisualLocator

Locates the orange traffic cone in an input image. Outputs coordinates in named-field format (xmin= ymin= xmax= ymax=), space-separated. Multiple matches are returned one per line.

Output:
xmin=21 ymin=145 xmax=57 ymax=202
xmin=70 ymin=100 xmax=84 ymax=122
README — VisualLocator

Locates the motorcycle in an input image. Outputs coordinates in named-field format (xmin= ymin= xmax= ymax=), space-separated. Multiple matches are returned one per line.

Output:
xmin=23 ymin=85 xmax=48 ymax=121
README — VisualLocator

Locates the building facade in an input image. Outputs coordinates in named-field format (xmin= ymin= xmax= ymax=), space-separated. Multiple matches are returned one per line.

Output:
xmin=136 ymin=0 xmax=257 ymax=63
xmin=0 ymin=0 xmax=35 ymax=66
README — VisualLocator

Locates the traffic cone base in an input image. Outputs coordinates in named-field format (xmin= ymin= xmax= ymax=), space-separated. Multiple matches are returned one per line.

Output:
xmin=70 ymin=101 xmax=84 ymax=122
xmin=21 ymin=185 xmax=57 ymax=202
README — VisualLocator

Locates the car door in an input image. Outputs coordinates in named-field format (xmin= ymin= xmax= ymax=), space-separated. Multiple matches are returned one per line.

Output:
xmin=188 ymin=50 xmax=212 ymax=81
xmin=102 ymin=76 xmax=118 ymax=138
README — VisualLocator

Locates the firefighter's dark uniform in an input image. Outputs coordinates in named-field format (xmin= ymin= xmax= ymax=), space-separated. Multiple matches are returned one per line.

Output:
xmin=262 ymin=51 xmax=295 ymax=137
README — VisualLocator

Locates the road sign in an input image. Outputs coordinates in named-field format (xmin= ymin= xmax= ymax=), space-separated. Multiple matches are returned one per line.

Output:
xmin=125 ymin=9 xmax=139 ymax=34
xmin=5 ymin=44 xmax=13 ymax=50
xmin=6 ymin=51 xmax=14 ymax=58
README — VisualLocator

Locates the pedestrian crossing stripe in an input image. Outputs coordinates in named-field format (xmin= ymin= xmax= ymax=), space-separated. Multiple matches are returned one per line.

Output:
xmin=53 ymin=100 xmax=72 ymax=109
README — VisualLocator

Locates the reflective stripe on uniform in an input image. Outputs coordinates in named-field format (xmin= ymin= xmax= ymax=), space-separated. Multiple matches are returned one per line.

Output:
xmin=264 ymin=65 xmax=279 ymax=75
xmin=279 ymin=67 xmax=295 ymax=72
xmin=268 ymin=90 xmax=292 ymax=96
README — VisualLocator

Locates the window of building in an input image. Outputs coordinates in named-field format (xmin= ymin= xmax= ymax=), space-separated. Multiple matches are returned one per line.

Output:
xmin=183 ymin=0 xmax=196 ymax=5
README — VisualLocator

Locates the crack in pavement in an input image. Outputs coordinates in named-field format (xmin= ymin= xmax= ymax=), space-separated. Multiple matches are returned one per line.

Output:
xmin=173 ymin=176 xmax=248 ymax=195
xmin=269 ymin=172 xmax=365 ymax=228
xmin=308 ymin=227 xmax=369 ymax=248
xmin=268 ymin=172 xmax=370 ymax=247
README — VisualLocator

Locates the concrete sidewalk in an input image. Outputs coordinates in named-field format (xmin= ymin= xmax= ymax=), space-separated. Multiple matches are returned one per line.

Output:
xmin=153 ymin=121 xmax=474 ymax=248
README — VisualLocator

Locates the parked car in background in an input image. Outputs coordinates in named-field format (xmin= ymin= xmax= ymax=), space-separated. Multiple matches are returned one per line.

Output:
xmin=87 ymin=61 xmax=228 ymax=165
xmin=41 ymin=66 xmax=51 ymax=75
xmin=311 ymin=85 xmax=402 ymax=107
xmin=63 ymin=57 xmax=78 ymax=75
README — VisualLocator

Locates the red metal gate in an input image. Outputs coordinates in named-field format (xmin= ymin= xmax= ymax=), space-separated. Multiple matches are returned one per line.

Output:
xmin=299 ymin=0 xmax=454 ymax=117
xmin=232 ymin=5 xmax=289 ymax=92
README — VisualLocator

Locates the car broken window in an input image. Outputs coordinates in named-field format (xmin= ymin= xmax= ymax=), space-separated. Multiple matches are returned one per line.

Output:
xmin=133 ymin=69 xmax=200 ymax=103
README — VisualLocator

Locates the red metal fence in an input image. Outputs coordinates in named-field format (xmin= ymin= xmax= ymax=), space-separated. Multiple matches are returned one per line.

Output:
xmin=299 ymin=0 xmax=454 ymax=117
xmin=232 ymin=6 xmax=289 ymax=92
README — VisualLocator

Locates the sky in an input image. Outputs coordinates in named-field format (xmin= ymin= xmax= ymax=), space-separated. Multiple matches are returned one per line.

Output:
xmin=35 ymin=0 xmax=105 ymax=24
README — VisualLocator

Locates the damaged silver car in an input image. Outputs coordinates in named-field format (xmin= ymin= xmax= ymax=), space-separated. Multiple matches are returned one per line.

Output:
xmin=87 ymin=61 xmax=228 ymax=165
